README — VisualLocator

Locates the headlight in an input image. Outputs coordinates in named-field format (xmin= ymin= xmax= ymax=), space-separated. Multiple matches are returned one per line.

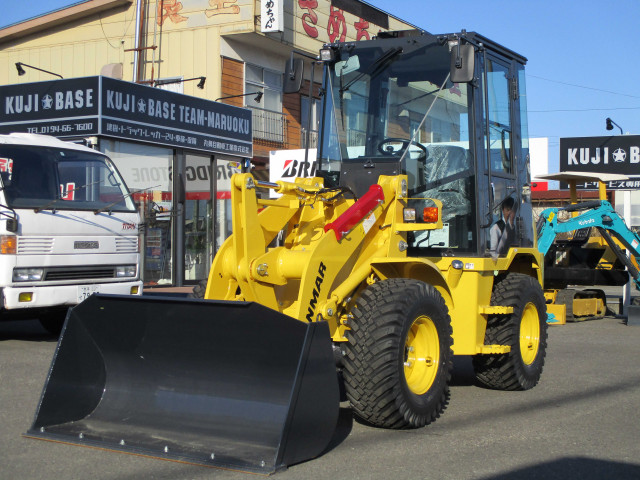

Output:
xmin=403 ymin=208 xmax=416 ymax=222
xmin=116 ymin=265 xmax=137 ymax=277
xmin=319 ymin=47 xmax=337 ymax=62
xmin=13 ymin=268 xmax=44 ymax=282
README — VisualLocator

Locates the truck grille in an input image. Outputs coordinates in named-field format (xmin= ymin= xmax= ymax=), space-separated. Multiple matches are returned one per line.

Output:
xmin=115 ymin=237 xmax=138 ymax=253
xmin=17 ymin=237 xmax=55 ymax=254
xmin=16 ymin=236 xmax=138 ymax=254
xmin=44 ymin=266 xmax=116 ymax=281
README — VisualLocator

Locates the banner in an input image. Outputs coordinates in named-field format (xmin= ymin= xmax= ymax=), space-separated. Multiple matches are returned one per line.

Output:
xmin=560 ymin=135 xmax=640 ymax=190
xmin=261 ymin=0 xmax=283 ymax=32
xmin=269 ymin=148 xmax=317 ymax=197
xmin=0 ymin=76 xmax=252 ymax=157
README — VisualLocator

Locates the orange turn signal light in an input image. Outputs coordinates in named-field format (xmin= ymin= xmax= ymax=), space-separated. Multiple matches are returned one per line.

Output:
xmin=0 ymin=235 xmax=16 ymax=254
xmin=423 ymin=207 xmax=439 ymax=223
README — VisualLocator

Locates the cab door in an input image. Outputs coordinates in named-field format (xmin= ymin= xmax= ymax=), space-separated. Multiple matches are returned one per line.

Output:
xmin=478 ymin=53 xmax=521 ymax=256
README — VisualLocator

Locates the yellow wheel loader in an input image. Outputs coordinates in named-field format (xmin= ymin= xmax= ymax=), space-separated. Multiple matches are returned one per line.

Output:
xmin=28 ymin=30 xmax=547 ymax=474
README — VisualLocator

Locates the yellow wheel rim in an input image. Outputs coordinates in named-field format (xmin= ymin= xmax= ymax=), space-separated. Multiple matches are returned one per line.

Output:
xmin=520 ymin=302 xmax=540 ymax=365
xmin=404 ymin=315 xmax=439 ymax=395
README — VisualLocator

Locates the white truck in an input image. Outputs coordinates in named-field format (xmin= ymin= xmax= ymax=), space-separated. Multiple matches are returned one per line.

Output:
xmin=0 ymin=133 xmax=142 ymax=333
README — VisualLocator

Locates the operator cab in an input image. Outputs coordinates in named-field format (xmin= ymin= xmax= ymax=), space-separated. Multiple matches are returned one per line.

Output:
xmin=288 ymin=30 xmax=533 ymax=258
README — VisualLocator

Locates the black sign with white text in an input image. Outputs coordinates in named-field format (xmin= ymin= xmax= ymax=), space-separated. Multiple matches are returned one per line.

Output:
xmin=560 ymin=135 xmax=640 ymax=190
xmin=0 ymin=77 xmax=100 ymax=136
xmin=0 ymin=76 xmax=252 ymax=157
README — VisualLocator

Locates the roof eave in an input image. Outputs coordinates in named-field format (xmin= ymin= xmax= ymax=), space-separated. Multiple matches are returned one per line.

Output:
xmin=0 ymin=0 xmax=132 ymax=45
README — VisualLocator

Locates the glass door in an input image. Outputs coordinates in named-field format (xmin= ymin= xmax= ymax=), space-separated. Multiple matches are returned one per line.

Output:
xmin=103 ymin=139 xmax=174 ymax=285
xmin=214 ymin=157 xmax=242 ymax=251
xmin=481 ymin=55 xmax=519 ymax=258
xmin=183 ymin=154 xmax=242 ymax=283
xmin=184 ymin=154 xmax=215 ymax=283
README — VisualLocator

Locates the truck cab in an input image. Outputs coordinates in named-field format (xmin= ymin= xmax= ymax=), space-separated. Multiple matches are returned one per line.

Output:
xmin=0 ymin=133 xmax=142 ymax=333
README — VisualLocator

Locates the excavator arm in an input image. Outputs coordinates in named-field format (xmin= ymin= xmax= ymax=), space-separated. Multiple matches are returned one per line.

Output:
xmin=538 ymin=200 xmax=640 ymax=290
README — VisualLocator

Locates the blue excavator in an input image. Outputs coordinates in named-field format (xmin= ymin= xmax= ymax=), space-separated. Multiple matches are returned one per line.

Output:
xmin=535 ymin=172 xmax=640 ymax=322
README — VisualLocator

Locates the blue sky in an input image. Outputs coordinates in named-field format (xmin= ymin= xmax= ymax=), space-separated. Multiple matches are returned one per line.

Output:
xmin=371 ymin=0 xmax=640 ymax=172
xmin=3 ymin=0 xmax=639 ymax=173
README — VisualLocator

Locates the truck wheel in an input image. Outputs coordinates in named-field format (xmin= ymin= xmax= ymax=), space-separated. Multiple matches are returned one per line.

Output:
xmin=473 ymin=273 xmax=547 ymax=390
xmin=341 ymin=279 xmax=453 ymax=429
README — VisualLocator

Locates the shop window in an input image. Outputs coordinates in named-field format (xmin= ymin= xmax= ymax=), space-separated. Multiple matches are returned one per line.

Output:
xmin=183 ymin=155 xmax=241 ymax=283
xmin=102 ymin=140 xmax=174 ymax=286
xmin=245 ymin=64 xmax=282 ymax=111
xmin=246 ymin=64 xmax=285 ymax=143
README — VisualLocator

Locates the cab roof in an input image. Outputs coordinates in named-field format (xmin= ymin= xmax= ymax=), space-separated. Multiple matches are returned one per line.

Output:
xmin=0 ymin=133 xmax=98 ymax=154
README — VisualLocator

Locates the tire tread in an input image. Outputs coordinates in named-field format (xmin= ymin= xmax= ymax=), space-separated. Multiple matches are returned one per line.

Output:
xmin=342 ymin=279 xmax=453 ymax=429
xmin=473 ymin=273 xmax=547 ymax=391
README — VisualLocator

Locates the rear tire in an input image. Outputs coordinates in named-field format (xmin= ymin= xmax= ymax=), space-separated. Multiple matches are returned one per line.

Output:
xmin=473 ymin=273 xmax=547 ymax=390
xmin=341 ymin=279 xmax=453 ymax=429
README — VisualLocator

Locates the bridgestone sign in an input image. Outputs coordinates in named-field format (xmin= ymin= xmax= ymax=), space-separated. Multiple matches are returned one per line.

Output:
xmin=560 ymin=135 xmax=640 ymax=190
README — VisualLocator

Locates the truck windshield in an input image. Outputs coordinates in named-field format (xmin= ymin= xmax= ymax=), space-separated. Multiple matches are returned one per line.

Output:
xmin=318 ymin=35 xmax=477 ymax=252
xmin=0 ymin=145 xmax=136 ymax=212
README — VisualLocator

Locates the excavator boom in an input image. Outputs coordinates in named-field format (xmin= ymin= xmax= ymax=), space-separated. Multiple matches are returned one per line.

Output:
xmin=538 ymin=200 xmax=640 ymax=290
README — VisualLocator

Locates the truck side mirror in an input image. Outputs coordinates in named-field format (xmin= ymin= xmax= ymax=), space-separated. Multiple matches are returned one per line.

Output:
xmin=6 ymin=217 xmax=18 ymax=233
xmin=283 ymin=58 xmax=304 ymax=94
xmin=450 ymin=44 xmax=475 ymax=83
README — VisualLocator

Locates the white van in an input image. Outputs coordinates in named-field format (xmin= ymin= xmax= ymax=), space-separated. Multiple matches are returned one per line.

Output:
xmin=0 ymin=133 xmax=142 ymax=333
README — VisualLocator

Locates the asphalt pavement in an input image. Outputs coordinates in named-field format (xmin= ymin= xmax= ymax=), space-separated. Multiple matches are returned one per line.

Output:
xmin=1 ymin=300 xmax=639 ymax=480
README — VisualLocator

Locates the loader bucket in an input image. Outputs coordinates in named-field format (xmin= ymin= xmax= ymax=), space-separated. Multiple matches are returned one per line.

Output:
xmin=26 ymin=294 xmax=340 ymax=474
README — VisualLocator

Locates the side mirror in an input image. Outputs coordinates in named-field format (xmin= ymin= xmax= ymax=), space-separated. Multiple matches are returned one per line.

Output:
xmin=450 ymin=44 xmax=475 ymax=83
xmin=283 ymin=58 xmax=304 ymax=94
xmin=6 ymin=217 xmax=18 ymax=233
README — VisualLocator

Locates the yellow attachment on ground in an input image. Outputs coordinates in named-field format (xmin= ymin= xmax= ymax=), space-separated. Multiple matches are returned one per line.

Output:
xmin=546 ymin=302 xmax=567 ymax=325
xmin=572 ymin=297 xmax=605 ymax=317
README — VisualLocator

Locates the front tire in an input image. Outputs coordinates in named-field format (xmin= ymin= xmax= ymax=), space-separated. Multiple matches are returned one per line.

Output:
xmin=473 ymin=273 xmax=547 ymax=390
xmin=341 ymin=279 xmax=453 ymax=429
